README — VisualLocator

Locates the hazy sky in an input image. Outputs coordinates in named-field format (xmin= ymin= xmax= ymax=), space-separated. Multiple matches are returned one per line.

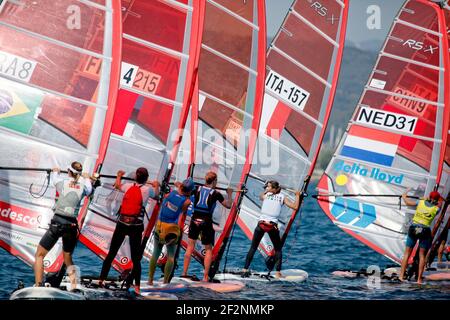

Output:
xmin=265 ymin=0 xmax=405 ymax=44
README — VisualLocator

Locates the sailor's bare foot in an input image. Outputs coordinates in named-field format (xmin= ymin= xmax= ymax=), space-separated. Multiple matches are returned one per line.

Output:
xmin=275 ymin=272 xmax=284 ymax=279
xmin=202 ymin=277 xmax=209 ymax=282
xmin=417 ymin=278 xmax=423 ymax=285
xmin=147 ymin=280 xmax=153 ymax=286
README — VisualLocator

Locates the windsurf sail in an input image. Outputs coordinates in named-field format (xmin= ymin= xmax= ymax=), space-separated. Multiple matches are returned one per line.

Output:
xmin=234 ymin=0 xmax=349 ymax=269
xmin=78 ymin=0 xmax=204 ymax=274
xmin=316 ymin=0 xmax=450 ymax=264
xmin=427 ymin=3 xmax=450 ymax=265
xmin=0 ymin=0 xmax=122 ymax=272
xmin=164 ymin=0 xmax=267 ymax=277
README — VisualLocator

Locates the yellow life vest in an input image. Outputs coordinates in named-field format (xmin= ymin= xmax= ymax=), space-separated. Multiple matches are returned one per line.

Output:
xmin=412 ymin=199 xmax=439 ymax=227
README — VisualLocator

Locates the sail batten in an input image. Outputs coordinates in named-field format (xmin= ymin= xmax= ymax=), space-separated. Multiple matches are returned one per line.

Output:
xmin=79 ymin=0 xmax=204 ymax=273
xmin=317 ymin=0 xmax=450 ymax=264
xmin=0 ymin=0 xmax=122 ymax=272
xmin=235 ymin=0 xmax=349 ymax=268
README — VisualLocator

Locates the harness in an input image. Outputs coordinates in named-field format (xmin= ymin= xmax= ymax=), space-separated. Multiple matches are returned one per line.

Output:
xmin=258 ymin=220 xmax=278 ymax=233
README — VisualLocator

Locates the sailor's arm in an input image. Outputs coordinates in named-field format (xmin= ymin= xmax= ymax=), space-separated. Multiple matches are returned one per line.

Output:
xmin=114 ymin=170 xmax=125 ymax=190
xmin=81 ymin=173 xmax=93 ymax=196
xmin=178 ymin=199 xmax=191 ymax=229
xmin=284 ymin=191 xmax=301 ymax=210
xmin=402 ymin=188 xmax=417 ymax=207
xmin=221 ymin=188 xmax=233 ymax=209
xmin=148 ymin=180 xmax=160 ymax=199
xmin=259 ymin=191 xmax=267 ymax=201
xmin=51 ymin=167 xmax=62 ymax=186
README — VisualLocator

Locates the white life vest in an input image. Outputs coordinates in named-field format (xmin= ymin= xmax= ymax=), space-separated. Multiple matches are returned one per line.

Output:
xmin=259 ymin=192 xmax=285 ymax=224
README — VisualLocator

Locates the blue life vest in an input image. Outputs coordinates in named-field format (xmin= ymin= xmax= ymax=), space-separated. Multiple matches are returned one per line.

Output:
xmin=159 ymin=191 xmax=187 ymax=224
xmin=186 ymin=194 xmax=195 ymax=217
xmin=194 ymin=186 xmax=216 ymax=215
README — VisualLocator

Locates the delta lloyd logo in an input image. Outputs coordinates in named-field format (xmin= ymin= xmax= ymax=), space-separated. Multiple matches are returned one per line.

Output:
xmin=334 ymin=160 xmax=404 ymax=185
xmin=170 ymin=125 xmax=281 ymax=176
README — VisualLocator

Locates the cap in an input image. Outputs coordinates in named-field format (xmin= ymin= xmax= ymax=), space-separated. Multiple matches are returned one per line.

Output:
xmin=429 ymin=191 xmax=441 ymax=201
xmin=182 ymin=178 xmax=195 ymax=192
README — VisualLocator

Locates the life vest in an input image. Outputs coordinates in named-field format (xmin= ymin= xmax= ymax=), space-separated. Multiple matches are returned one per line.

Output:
xmin=159 ymin=191 xmax=187 ymax=224
xmin=120 ymin=183 xmax=144 ymax=217
xmin=53 ymin=179 xmax=85 ymax=218
xmin=412 ymin=199 xmax=439 ymax=227
xmin=194 ymin=186 xmax=216 ymax=215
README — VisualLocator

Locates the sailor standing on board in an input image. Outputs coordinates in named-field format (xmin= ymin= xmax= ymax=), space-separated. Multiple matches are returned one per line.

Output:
xmin=34 ymin=162 xmax=92 ymax=290
xmin=148 ymin=178 xmax=194 ymax=285
xmin=98 ymin=168 xmax=159 ymax=294
xmin=181 ymin=171 xmax=233 ymax=282
xmin=399 ymin=189 xmax=442 ymax=284
xmin=241 ymin=180 xmax=300 ymax=279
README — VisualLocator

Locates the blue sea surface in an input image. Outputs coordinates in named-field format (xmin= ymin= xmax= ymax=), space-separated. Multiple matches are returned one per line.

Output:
xmin=1 ymin=187 xmax=449 ymax=300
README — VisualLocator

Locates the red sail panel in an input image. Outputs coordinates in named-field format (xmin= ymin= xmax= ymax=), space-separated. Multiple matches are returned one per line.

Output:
xmin=237 ymin=0 xmax=349 ymax=263
xmin=79 ymin=0 xmax=203 ymax=273
xmin=0 ymin=0 xmax=122 ymax=272
xmin=176 ymin=0 xmax=266 ymax=274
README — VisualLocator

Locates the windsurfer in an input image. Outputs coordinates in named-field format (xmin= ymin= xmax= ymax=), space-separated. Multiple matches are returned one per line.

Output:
xmin=181 ymin=171 xmax=233 ymax=282
xmin=34 ymin=162 xmax=92 ymax=290
xmin=399 ymin=189 xmax=442 ymax=284
xmin=148 ymin=178 xmax=194 ymax=285
xmin=98 ymin=168 xmax=159 ymax=294
xmin=241 ymin=180 xmax=300 ymax=278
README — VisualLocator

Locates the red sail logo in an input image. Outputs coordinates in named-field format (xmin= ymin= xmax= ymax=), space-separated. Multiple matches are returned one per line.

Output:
xmin=0 ymin=201 xmax=42 ymax=229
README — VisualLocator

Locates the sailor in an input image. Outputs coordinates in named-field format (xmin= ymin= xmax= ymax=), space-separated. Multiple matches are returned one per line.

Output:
xmin=148 ymin=178 xmax=194 ymax=285
xmin=98 ymin=168 xmax=159 ymax=294
xmin=34 ymin=162 xmax=92 ymax=289
xmin=241 ymin=180 xmax=300 ymax=279
xmin=181 ymin=171 xmax=233 ymax=282
xmin=399 ymin=189 xmax=442 ymax=284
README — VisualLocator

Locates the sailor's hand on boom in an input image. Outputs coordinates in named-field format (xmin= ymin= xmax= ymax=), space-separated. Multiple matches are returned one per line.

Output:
xmin=147 ymin=180 xmax=159 ymax=187
xmin=117 ymin=170 xmax=126 ymax=177
xmin=402 ymin=188 xmax=417 ymax=207
xmin=52 ymin=167 xmax=61 ymax=173
xmin=226 ymin=187 xmax=233 ymax=197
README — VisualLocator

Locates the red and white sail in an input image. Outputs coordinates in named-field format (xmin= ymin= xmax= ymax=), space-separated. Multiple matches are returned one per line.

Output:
xmin=236 ymin=0 xmax=349 ymax=265
xmin=166 ymin=0 xmax=267 ymax=276
xmin=79 ymin=0 xmax=203 ymax=273
xmin=0 ymin=0 xmax=121 ymax=272
xmin=317 ymin=0 xmax=450 ymax=264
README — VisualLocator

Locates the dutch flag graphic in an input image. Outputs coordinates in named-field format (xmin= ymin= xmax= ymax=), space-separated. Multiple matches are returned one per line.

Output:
xmin=340 ymin=126 xmax=400 ymax=167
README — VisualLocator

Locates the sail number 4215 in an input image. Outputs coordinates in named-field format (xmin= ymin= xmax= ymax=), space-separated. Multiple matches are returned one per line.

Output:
xmin=265 ymin=69 xmax=310 ymax=111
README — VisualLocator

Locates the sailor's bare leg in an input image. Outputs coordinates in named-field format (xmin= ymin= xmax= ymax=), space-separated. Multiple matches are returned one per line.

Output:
xmin=63 ymin=251 xmax=77 ymax=290
xmin=437 ymin=241 xmax=445 ymax=263
xmin=182 ymin=239 xmax=196 ymax=276
xmin=203 ymin=245 xmax=212 ymax=282
xmin=399 ymin=247 xmax=412 ymax=281
xmin=417 ymin=248 xmax=427 ymax=285
xmin=34 ymin=245 xmax=49 ymax=286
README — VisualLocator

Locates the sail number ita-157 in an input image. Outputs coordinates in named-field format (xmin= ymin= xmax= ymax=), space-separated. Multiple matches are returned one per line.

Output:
xmin=265 ymin=69 xmax=310 ymax=111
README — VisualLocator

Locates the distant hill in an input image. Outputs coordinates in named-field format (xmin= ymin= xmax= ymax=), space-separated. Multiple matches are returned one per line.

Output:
xmin=266 ymin=39 xmax=380 ymax=176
